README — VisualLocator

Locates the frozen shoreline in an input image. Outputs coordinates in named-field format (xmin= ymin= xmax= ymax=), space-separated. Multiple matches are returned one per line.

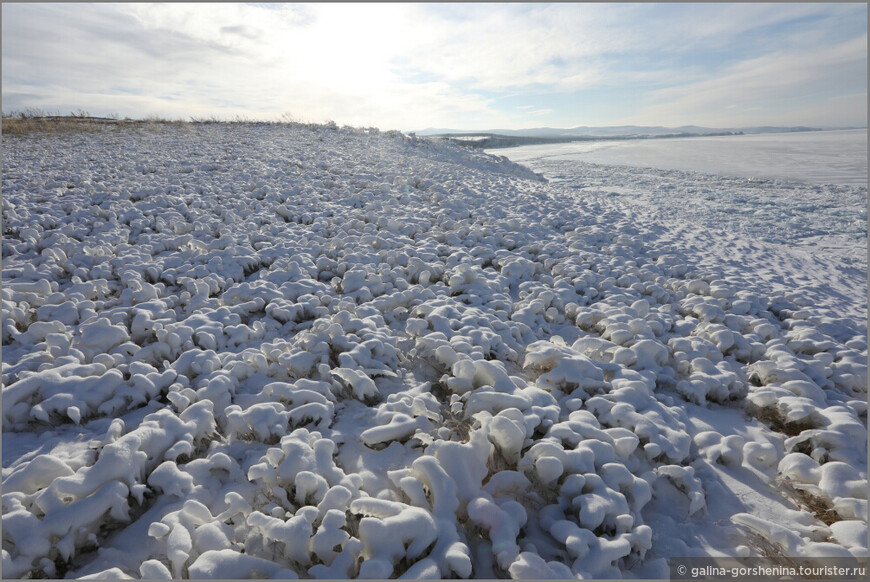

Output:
xmin=2 ymin=124 xmax=867 ymax=579
xmin=494 ymin=131 xmax=868 ymax=324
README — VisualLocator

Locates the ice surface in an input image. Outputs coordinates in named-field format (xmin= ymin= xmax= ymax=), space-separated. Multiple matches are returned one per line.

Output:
xmin=2 ymin=123 xmax=866 ymax=578
xmin=501 ymin=129 xmax=868 ymax=187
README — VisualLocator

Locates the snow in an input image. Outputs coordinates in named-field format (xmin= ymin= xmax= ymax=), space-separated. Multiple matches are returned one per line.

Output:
xmin=502 ymin=129 xmax=868 ymax=187
xmin=2 ymin=122 xmax=867 ymax=579
xmin=496 ymin=130 xmax=868 ymax=321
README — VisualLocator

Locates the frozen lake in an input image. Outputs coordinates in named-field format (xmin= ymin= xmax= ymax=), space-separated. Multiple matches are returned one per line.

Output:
xmin=495 ymin=129 xmax=868 ymax=187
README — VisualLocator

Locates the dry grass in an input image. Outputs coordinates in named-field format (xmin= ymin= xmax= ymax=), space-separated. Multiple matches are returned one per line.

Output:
xmin=1 ymin=110 xmax=175 ymax=136
xmin=3 ymin=116 xmax=114 ymax=136
xmin=436 ymin=401 xmax=475 ymax=443
xmin=749 ymin=404 xmax=820 ymax=437
xmin=2 ymin=109 xmax=263 ymax=136
xmin=724 ymin=518 xmax=809 ymax=570
xmin=2 ymin=109 xmax=384 ymax=138
xmin=737 ymin=526 xmax=807 ymax=568
xmin=776 ymin=477 xmax=843 ymax=526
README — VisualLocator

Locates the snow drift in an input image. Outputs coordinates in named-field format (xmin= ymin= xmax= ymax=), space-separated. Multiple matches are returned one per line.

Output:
xmin=2 ymin=123 xmax=866 ymax=579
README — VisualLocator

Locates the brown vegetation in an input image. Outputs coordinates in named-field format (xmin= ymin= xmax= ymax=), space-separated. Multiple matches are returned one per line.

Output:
xmin=2 ymin=109 xmax=166 ymax=136
xmin=748 ymin=404 xmax=820 ymax=437
xmin=1 ymin=109 xmax=245 ymax=136
xmin=776 ymin=477 xmax=843 ymax=526
xmin=2 ymin=109 xmax=350 ymax=136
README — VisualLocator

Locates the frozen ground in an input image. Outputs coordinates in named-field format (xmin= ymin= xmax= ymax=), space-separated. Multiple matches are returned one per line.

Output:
xmin=2 ymin=124 xmax=867 ymax=579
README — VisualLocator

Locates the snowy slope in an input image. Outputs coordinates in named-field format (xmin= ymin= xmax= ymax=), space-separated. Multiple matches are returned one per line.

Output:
xmin=492 ymin=153 xmax=867 ymax=323
xmin=2 ymin=124 xmax=867 ymax=579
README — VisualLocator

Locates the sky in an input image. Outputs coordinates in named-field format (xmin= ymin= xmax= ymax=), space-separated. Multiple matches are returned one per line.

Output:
xmin=2 ymin=2 xmax=867 ymax=131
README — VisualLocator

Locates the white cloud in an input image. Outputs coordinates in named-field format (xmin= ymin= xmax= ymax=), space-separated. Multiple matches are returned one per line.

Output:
xmin=2 ymin=3 xmax=866 ymax=129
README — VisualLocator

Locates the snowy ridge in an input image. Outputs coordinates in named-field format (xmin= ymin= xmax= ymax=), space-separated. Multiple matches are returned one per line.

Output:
xmin=2 ymin=124 xmax=867 ymax=579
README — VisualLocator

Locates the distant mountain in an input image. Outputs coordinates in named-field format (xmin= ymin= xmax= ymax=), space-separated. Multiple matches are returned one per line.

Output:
xmin=735 ymin=126 xmax=824 ymax=134
xmin=415 ymin=125 xmax=828 ymax=138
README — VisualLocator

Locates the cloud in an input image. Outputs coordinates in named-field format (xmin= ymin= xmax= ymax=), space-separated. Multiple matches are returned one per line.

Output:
xmin=1 ymin=3 xmax=866 ymax=129
xmin=219 ymin=26 xmax=260 ymax=40
xmin=617 ymin=34 xmax=868 ymax=127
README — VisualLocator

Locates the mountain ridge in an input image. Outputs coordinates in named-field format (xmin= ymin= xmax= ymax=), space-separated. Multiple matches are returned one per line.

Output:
xmin=413 ymin=124 xmax=859 ymax=138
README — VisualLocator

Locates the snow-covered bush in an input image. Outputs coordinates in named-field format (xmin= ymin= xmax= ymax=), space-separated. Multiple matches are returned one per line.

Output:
xmin=2 ymin=121 xmax=865 ymax=578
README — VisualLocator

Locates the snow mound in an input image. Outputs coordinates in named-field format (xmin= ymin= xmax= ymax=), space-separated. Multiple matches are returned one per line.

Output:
xmin=2 ymin=123 xmax=866 ymax=578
